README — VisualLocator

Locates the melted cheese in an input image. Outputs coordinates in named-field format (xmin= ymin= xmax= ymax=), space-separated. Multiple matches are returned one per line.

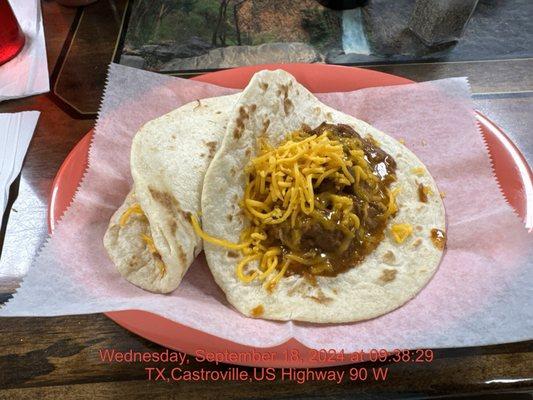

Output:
xmin=411 ymin=167 xmax=425 ymax=176
xmin=244 ymin=132 xmax=361 ymax=228
xmin=119 ymin=203 xmax=144 ymax=227
xmin=390 ymin=223 xmax=413 ymax=244
xmin=191 ymin=215 xmax=250 ymax=250
xmin=194 ymin=130 xmax=397 ymax=290
xmin=119 ymin=202 xmax=166 ymax=277
xmin=141 ymin=234 xmax=166 ymax=277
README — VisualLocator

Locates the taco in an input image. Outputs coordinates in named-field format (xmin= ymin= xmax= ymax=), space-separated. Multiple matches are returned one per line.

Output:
xmin=104 ymin=94 xmax=238 ymax=293
xmin=199 ymin=70 xmax=446 ymax=322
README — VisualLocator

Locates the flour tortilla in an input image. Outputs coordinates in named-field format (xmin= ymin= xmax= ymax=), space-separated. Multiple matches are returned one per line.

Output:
xmin=104 ymin=94 xmax=239 ymax=293
xmin=201 ymin=70 xmax=446 ymax=322
xmin=104 ymin=190 xmax=163 ymax=291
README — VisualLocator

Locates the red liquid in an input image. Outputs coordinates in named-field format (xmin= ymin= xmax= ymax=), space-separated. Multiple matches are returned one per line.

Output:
xmin=0 ymin=0 xmax=25 ymax=65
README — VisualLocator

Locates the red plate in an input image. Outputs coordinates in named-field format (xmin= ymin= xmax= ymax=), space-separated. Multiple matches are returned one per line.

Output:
xmin=49 ymin=64 xmax=533 ymax=367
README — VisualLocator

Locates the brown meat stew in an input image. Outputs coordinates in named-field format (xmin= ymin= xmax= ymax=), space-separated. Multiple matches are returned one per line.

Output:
xmin=261 ymin=123 xmax=397 ymax=277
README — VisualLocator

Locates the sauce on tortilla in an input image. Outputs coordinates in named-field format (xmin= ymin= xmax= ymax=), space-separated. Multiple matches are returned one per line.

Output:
xmin=418 ymin=183 xmax=428 ymax=203
xmin=430 ymin=228 xmax=446 ymax=250
xmin=258 ymin=123 xmax=398 ymax=277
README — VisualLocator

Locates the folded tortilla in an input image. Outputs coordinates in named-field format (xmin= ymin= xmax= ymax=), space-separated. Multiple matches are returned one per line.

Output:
xmin=201 ymin=70 xmax=446 ymax=322
xmin=104 ymin=94 xmax=238 ymax=293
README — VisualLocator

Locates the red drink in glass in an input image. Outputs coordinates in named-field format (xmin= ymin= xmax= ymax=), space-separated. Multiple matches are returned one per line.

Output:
xmin=0 ymin=0 xmax=25 ymax=65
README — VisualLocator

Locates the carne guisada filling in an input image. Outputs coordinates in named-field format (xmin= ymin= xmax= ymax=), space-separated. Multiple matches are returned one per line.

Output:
xmin=192 ymin=122 xmax=398 ymax=290
xmin=260 ymin=123 xmax=397 ymax=278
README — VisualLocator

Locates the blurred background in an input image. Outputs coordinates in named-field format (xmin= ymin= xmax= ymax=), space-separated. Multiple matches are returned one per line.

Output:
xmin=117 ymin=0 xmax=532 ymax=73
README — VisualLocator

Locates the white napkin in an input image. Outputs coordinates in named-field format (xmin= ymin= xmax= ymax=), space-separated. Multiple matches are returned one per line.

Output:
xmin=0 ymin=0 xmax=49 ymax=102
xmin=0 ymin=111 xmax=40 ymax=228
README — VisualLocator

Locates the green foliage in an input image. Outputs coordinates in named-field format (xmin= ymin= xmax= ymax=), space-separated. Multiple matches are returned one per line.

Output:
xmin=192 ymin=0 xmax=220 ymax=17
xmin=124 ymin=0 xmax=341 ymax=55
xmin=125 ymin=0 xmax=243 ymax=48
xmin=177 ymin=0 xmax=196 ymax=13
xmin=251 ymin=31 xmax=280 ymax=46
xmin=301 ymin=8 xmax=341 ymax=50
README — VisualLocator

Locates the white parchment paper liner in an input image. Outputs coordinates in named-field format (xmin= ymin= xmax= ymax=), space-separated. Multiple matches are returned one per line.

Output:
xmin=1 ymin=64 xmax=531 ymax=352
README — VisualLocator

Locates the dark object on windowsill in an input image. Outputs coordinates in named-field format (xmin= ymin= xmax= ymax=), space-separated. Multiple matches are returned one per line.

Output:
xmin=409 ymin=0 xmax=479 ymax=46
xmin=316 ymin=0 xmax=368 ymax=10
xmin=55 ymin=0 xmax=98 ymax=6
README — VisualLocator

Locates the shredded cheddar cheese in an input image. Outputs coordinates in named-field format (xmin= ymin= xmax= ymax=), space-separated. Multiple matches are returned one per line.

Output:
xmin=411 ymin=167 xmax=425 ymax=176
xmin=141 ymin=234 xmax=166 ymax=277
xmin=119 ymin=203 xmax=166 ymax=277
xmin=191 ymin=215 xmax=249 ymax=250
xmin=119 ymin=203 xmax=144 ymax=226
xmin=243 ymin=132 xmax=367 ymax=228
xmin=141 ymin=233 xmax=157 ymax=254
xmin=194 ymin=126 xmax=399 ymax=290
xmin=390 ymin=223 xmax=413 ymax=243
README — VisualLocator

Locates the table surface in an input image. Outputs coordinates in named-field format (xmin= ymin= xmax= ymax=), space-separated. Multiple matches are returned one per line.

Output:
xmin=0 ymin=2 xmax=532 ymax=399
